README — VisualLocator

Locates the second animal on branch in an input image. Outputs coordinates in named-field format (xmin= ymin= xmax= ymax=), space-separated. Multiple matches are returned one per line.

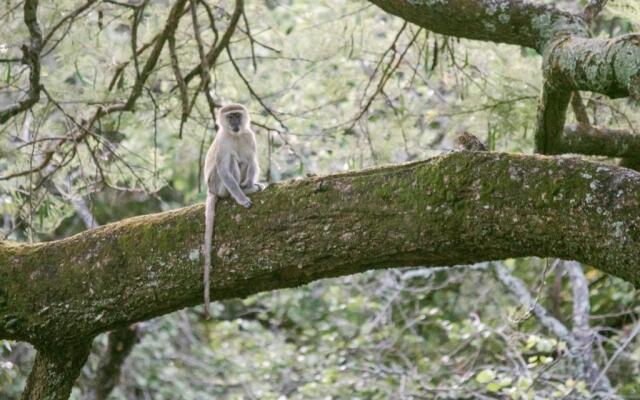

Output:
xmin=455 ymin=131 xmax=487 ymax=151
xmin=202 ymin=104 xmax=264 ymax=317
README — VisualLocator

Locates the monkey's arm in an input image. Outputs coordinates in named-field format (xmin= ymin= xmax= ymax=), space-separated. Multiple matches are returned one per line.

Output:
xmin=218 ymin=156 xmax=252 ymax=207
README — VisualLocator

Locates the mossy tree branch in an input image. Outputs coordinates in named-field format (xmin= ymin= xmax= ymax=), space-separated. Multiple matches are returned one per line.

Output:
xmin=3 ymin=152 xmax=640 ymax=351
xmin=366 ymin=0 xmax=586 ymax=51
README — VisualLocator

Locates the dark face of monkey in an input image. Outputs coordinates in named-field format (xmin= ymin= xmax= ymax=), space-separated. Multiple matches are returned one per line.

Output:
xmin=226 ymin=112 xmax=243 ymax=133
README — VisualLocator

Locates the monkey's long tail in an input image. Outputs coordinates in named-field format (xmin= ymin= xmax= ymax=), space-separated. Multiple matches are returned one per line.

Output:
xmin=204 ymin=194 xmax=217 ymax=318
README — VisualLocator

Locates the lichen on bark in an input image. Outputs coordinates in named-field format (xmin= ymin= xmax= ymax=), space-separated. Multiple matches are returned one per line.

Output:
xmin=3 ymin=152 xmax=640 ymax=353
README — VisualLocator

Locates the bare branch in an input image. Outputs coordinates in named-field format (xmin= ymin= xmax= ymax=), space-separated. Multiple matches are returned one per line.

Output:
xmin=182 ymin=0 xmax=243 ymax=86
xmin=84 ymin=326 xmax=140 ymax=400
xmin=41 ymin=0 xmax=99 ymax=54
xmin=168 ymin=34 xmax=190 ymax=137
xmin=565 ymin=261 xmax=612 ymax=392
xmin=495 ymin=262 xmax=614 ymax=395
xmin=122 ymin=0 xmax=189 ymax=111
xmin=188 ymin=0 xmax=217 ymax=123
xmin=494 ymin=263 xmax=575 ymax=346
xmin=594 ymin=320 xmax=640 ymax=389
xmin=0 ymin=0 xmax=43 ymax=124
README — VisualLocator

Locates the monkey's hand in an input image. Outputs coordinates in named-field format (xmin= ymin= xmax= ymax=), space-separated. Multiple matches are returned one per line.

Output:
xmin=240 ymin=198 xmax=252 ymax=208
xmin=255 ymin=183 xmax=266 ymax=191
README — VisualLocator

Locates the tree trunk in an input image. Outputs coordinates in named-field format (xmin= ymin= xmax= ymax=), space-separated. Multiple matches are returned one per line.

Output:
xmin=21 ymin=343 xmax=91 ymax=400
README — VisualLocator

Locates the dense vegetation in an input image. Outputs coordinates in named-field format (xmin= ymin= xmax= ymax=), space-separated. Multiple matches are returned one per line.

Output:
xmin=2 ymin=0 xmax=640 ymax=398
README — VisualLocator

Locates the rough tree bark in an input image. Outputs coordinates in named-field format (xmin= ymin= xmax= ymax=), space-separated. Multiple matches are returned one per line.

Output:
xmin=20 ymin=342 xmax=92 ymax=400
xmin=3 ymin=151 xmax=640 ymax=344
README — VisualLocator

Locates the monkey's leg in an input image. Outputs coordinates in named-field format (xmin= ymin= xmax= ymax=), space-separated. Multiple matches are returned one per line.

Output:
xmin=240 ymin=160 xmax=257 ymax=188
xmin=240 ymin=159 xmax=264 ymax=194
xmin=219 ymin=160 xmax=252 ymax=207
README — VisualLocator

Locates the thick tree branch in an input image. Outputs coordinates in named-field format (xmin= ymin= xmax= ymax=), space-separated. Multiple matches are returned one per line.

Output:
xmin=367 ymin=0 xmax=587 ymax=52
xmin=543 ymin=34 xmax=640 ymax=101
xmin=558 ymin=124 xmax=640 ymax=158
xmin=2 ymin=152 xmax=640 ymax=350
xmin=535 ymin=84 xmax=572 ymax=154
xmin=552 ymin=93 xmax=640 ymax=159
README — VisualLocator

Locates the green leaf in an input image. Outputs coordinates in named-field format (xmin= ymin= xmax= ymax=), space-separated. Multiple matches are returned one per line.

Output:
xmin=486 ymin=382 xmax=502 ymax=392
xmin=476 ymin=369 xmax=495 ymax=384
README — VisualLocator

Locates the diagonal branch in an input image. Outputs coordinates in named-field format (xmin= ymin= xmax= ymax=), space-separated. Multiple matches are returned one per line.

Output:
xmin=181 ymin=0 xmax=243 ymax=86
xmin=495 ymin=262 xmax=613 ymax=394
xmin=494 ymin=263 xmax=575 ymax=344
xmin=0 ymin=0 xmax=43 ymax=124
xmin=570 ymin=92 xmax=590 ymax=126
xmin=41 ymin=0 xmax=100 ymax=56
xmin=122 ymin=0 xmax=188 ymax=111
xmin=188 ymin=0 xmax=217 ymax=122
xmin=168 ymin=33 xmax=190 ymax=137
xmin=564 ymin=261 xmax=612 ymax=392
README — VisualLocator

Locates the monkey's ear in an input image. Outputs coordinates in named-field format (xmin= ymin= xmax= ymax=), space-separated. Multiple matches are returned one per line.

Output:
xmin=214 ymin=123 xmax=219 ymax=131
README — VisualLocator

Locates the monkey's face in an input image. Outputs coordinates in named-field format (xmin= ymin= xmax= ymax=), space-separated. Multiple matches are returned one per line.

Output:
xmin=226 ymin=112 xmax=244 ymax=134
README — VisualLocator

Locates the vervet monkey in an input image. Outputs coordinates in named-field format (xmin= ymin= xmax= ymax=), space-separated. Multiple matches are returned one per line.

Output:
xmin=203 ymin=104 xmax=263 ymax=316
xmin=455 ymin=131 xmax=487 ymax=151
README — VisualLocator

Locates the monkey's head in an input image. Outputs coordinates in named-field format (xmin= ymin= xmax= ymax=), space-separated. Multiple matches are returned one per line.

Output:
xmin=219 ymin=104 xmax=250 ymax=135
